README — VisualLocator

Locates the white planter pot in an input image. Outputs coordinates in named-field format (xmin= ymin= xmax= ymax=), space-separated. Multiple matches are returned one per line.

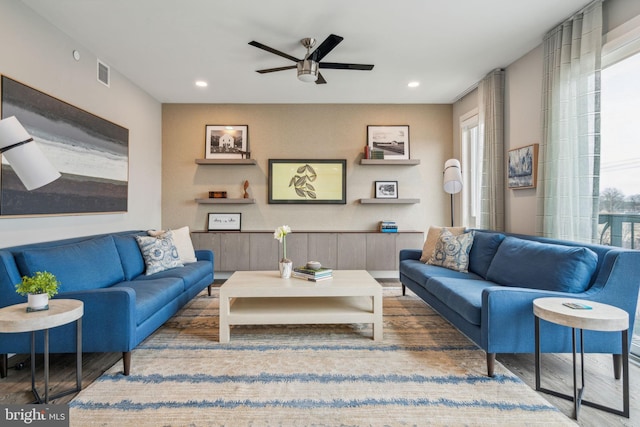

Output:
xmin=279 ymin=260 xmax=293 ymax=278
xmin=27 ymin=293 xmax=49 ymax=311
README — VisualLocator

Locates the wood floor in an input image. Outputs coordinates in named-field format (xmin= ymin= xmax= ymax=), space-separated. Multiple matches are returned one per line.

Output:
xmin=1 ymin=284 xmax=638 ymax=426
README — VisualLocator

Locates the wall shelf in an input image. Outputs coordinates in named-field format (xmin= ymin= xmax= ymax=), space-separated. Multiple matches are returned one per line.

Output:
xmin=195 ymin=198 xmax=256 ymax=204
xmin=195 ymin=159 xmax=257 ymax=165
xmin=360 ymin=159 xmax=420 ymax=166
xmin=359 ymin=198 xmax=420 ymax=204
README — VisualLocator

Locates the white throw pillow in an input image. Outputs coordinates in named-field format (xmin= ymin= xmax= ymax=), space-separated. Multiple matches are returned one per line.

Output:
xmin=170 ymin=226 xmax=198 ymax=263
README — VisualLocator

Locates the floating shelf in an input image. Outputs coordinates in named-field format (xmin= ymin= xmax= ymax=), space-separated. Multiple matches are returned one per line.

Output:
xmin=195 ymin=198 xmax=256 ymax=204
xmin=360 ymin=159 xmax=420 ymax=166
xmin=195 ymin=159 xmax=257 ymax=165
xmin=359 ymin=198 xmax=420 ymax=204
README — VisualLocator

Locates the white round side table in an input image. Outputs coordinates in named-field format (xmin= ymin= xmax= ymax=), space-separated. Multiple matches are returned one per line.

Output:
xmin=533 ymin=297 xmax=629 ymax=420
xmin=0 ymin=299 xmax=83 ymax=403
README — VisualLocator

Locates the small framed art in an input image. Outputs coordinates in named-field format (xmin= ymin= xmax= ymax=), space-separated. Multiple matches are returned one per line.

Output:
xmin=208 ymin=213 xmax=241 ymax=231
xmin=367 ymin=125 xmax=410 ymax=160
xmin=204 ymin=125 xmax=248 ymax=159
xmin=375 ymin=181 xmax=398 ymax=198
xmin=507 ymin=144 xmax=539 ymax=189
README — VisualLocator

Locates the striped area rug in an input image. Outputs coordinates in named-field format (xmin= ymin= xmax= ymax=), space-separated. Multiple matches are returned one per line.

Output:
xmin=69 ymin=287 xmax=574 ymax=426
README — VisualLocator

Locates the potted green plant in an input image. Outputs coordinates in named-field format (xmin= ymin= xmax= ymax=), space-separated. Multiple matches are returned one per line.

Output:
xmin=15 ymin=271 xmax=60 ymax=312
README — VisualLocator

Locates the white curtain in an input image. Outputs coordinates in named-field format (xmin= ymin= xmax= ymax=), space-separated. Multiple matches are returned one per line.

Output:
xmin=478 ymin=69 xmax=505 ymax=231
xmin=537 ymin=0 xmax=602 ymax=243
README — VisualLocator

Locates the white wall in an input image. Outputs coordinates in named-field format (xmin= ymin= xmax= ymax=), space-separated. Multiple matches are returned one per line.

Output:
xmin=0 ymin=1 xmax=162 ymax=247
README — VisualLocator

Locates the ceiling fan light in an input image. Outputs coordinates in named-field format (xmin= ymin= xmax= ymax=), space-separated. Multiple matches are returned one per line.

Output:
xmin=297 ymin=59 xmax=318 ymax=82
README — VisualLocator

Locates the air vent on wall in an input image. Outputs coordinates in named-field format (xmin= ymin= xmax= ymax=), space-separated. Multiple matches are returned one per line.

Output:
xmin=97 ymin=59 xmax=110 ymax=87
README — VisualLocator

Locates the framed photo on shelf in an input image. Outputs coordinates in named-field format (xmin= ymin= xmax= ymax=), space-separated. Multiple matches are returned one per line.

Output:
xmin=268 ymin=159 xmax=347 ymax=204
xmin=367 ymin=125 xmax=410 ymax=160
xmin=204 ymin=125 xmax=248 ymax=159
xmin=208 ymin=213 xmax=241 ymax=231
xmin=375 ymin=181 xmax=398 ymax=199
xmin=507 ymin=143 xmax=539 ymax=189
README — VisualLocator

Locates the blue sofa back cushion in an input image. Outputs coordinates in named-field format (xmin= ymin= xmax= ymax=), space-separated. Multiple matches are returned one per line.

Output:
xmin=19 ymin=235 xmax=126 ymax=292
xmin=468 ymin=231 xmax=505 ymax=279
xmin=486 ymin=236 xmax=598 ymax=293
xmin=113 ymin=235 xmax=145 ymax=280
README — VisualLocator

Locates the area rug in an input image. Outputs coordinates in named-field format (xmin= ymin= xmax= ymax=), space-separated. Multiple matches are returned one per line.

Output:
xmin=69 ymin=287 xmax=574 ymax=426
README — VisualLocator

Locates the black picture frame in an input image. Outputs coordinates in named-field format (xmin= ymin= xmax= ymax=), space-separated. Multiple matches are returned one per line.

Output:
xmin=367 ymin=125 xmax=410 ymax=160
xmin=208 ymin=212 xmax=242 ymax=231
xmin=375 ymin=181 xmax=398 ymax=199
xmin=268 ymin=159 xmax=347 ymax=204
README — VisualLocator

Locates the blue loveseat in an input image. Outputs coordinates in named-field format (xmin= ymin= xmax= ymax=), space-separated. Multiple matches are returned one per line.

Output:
xmin=0 ymin=230 xmax=214 ymax=377
xmin=399 ymin=229 xmax=640 ymax=377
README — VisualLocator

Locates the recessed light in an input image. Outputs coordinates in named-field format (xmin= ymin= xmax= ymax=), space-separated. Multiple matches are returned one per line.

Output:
xmin=195 ymin=80 xmax=208 ymax=87
xmin=408 ymin=81 xmax=420 ymax=88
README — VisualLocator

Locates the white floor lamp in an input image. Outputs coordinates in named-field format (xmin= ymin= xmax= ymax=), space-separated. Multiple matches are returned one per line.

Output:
xmin=443 ymin=159 xmax=463 ymax=227
xmin=0 ymin=116 xmax=60 ymax=190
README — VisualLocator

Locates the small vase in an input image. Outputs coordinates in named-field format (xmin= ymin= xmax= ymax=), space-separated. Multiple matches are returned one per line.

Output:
xmin=279 ymin=260 xmax=293 ymax=278
xmin=27 ymin=293 xmax=49 ymax=312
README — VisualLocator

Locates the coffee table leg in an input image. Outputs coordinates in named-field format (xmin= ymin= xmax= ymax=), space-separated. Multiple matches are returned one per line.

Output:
xmin=219 ymin=292 xmax=230 ymax=343
xmin=372 ymin=292 xmax=383 ymax=341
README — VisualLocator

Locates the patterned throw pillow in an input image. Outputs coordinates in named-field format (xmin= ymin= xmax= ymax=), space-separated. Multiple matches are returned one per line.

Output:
xmin=427 ymin=229 xmax=475 ymax=273
xmin=135 ymin=231 xmax=183 ymax=275
xmin=420 ymin=226 xmax=466 ymax=263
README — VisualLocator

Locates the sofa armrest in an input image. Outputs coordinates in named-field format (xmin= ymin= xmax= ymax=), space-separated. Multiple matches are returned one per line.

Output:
xmin=195 ymin=249 xmax=213 ymax=263
xmin=400 ymin=249 xmax=422 ymax=262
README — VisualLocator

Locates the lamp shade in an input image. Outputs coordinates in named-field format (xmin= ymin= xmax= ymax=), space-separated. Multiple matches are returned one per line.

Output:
xmin=443 ymin=158 xmax=463 ymax=194
xmin=0 ymin=116 xmax=61 ymax=190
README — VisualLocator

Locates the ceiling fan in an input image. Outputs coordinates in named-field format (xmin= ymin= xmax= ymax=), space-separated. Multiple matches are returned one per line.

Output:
xmin=248 ymin=34 xmax=374 ymax=84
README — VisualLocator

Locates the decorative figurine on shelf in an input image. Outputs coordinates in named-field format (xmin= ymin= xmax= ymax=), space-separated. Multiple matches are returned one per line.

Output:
xmin=243 ymin=180 xmax=249 ymax=199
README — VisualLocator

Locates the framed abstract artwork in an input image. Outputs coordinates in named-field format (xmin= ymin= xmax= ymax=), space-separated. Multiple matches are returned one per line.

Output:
xmin=268 ymin=159 xmax=347 ymax=204
xmin=1 ymin=76 xmax=129 ymax=216
xmin=508 ymin=144 xmax=539 ymax=189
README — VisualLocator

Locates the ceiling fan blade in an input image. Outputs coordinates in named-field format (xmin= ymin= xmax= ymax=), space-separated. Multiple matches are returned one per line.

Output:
xmin=320 ymin=62 xmax=375 ymax=70
xmin=249 ymin=41 xmax=300 ymax=63
xmin=256 ymin=65 xmax=297 ymax=74
xmin=310 ymin=34 xmax=343 ymax=62
xmin=315 ymin=73 xmax=327 ymax=84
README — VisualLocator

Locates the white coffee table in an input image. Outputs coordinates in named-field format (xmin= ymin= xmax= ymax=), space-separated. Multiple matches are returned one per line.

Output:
xmin=219 ymin=270 xmax=383 ymax=342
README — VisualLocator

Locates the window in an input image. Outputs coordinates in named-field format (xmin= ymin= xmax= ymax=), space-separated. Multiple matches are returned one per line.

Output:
xmin=601 ymin=31 xmax=640 ymax=359
xmin=460 ymin=110 xmax=481 ymax=229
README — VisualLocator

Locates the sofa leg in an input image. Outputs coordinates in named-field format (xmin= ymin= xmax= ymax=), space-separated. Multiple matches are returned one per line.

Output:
xmin=0 ymin=353 xmax=7 ymax=378
xmin=208 ymin=284 xmax=212 ymax=296
xmin=486 ymin=353 xmax=495 ymax=377
xmin=401 ymin=284 xmax=406 ymax=296
xmin=613 ymin=354 xmax=622 ymax=380
xmin=122 ymin=351 xmax=131 ymax=376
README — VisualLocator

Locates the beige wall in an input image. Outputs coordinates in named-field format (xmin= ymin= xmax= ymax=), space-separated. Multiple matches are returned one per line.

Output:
xmin=0 ymin=1 xmax=162 ymax=247
xmin=162 ymin=104 xmax=452 ymax=233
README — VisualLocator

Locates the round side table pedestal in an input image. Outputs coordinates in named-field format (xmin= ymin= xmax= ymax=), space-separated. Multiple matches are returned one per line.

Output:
xmin=533 ymin=297 xmax=629 ymax=420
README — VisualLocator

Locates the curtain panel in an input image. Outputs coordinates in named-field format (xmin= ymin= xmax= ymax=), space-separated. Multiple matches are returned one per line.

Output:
xmin=537 ymin=0 xmax=603 ymax=243
xmin=478 ymin=69 xmax=505 ymax=231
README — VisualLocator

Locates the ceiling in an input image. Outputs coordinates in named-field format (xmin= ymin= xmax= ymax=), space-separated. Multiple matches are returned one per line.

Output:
xmin=21 ymin=0 xmax=592 ymax=104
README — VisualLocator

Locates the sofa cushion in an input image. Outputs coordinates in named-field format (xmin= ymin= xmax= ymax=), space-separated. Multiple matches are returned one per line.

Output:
xmin=468 ymin=232 xmax=506 ymax=279
xmin=112 ymin=278 xmax=184 ymax=325
xmin=486 ymin=236 xmax=598 ymax=293
xmin=113 ymin=234 xmax=145 ymax=280
xmin=427 ymin=230 xmax=474 ymax=273
xmin=19 ymin=235 xmax=125 ymax=292
xmin=136 ymin=233 xmax=183 ymax=275
xmin=400 ymin=259 xmax=484 ymax=288
xmin=425 ymin=277 xmax=498 ymax=326
xmin=135 ymin=260 xmax=211 ymax=291
xmin=420 ymin=226 xmax=466 ymax=263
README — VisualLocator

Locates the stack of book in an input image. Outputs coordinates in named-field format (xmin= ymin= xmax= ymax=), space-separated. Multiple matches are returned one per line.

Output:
xmin=292 ymin=266 xmax=333 ymax=282
xmin=379 ymin=221 xmax=398 ymax=233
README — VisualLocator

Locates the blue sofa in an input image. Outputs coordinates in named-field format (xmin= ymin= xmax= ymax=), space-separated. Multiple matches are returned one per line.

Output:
xmin=0 ymin=230 xmax=214 ymax=377
xmin=399 ymin=229 xmax=640 ymax=377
